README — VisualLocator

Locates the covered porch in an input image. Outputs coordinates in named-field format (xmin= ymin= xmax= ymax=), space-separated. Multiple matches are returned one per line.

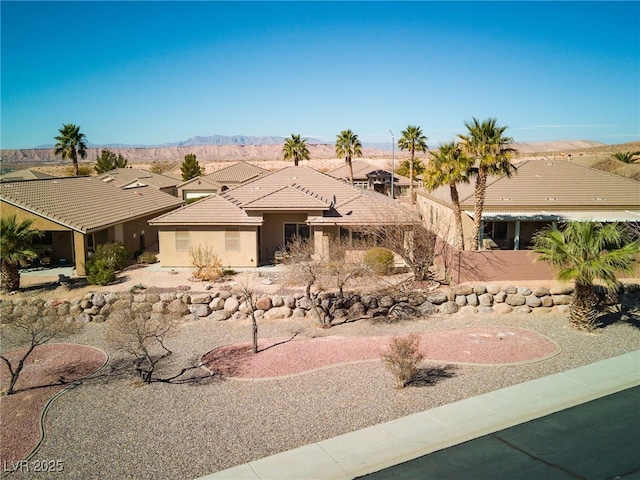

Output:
xmin=471 ymin=210 xmax=640 ymax=250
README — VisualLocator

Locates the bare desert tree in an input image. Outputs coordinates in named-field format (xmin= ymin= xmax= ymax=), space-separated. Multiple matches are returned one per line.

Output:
xmin=282 ymin=236 xmax=366 ymax=326
xmin=357 ymin=205 xmax=438 ymax=281
xmin=1 ymin=299 xmax=82 ymax=395
xmin=236 ymin=273 xmax=261 ymax=353
xmin=323 ymin=239 xmax=367 ymax=298
xmin=107 ymin=311 xmax=176 ymax=383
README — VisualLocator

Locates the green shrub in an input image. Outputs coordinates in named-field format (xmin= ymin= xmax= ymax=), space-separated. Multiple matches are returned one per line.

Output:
xmin=85 ymin=242 xmax=130 ymax=285
xmin=363 ymin=247 xmax=395 ymax=275
xmin=86 ymin=257 xmax=116 ymax=285
xmin=137 ymin=251 xmax=158 ymax=264
xmin=93 ymin=242 xmax=130 ymax=270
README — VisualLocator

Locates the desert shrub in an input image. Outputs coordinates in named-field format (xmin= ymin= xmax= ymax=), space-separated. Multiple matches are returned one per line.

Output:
xmin=64 ymin=164 xmax=93 ymax=176
xmin=382 ymin=334 xmax=424 ymax=388
xmin=85 ymin=242 xmax=130 ymax=285
xmin=93 ymin=242 xmax=130 ymax=270
xmin=190 ymin=245 xmax=223 ymax=281
xmin=137 ymin=251 xmax=158 ymax=264
xmin=86 ymin=257 xmax=116 ymax=285
xmin=364 ymin=247 xmax=395 ymax=275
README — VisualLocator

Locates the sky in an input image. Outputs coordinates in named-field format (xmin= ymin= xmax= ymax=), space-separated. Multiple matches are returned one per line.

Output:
xmin=1 ymin=1 xmax=639 ymax=149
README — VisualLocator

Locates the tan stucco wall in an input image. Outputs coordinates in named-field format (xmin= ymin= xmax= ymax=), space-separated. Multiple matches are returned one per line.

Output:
xmin=1 ymin=201 xmax=72 ymax=231
xmin=416 ymin=194 xmax=474 ymax=249
xmin=157 ymin=226 xmax=258 ymax=268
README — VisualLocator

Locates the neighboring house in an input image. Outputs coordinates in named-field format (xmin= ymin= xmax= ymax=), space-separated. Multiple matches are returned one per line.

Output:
xmin=177 ymin=162 xmax=269 ymax=201
xmin=0 ymin=169 xmax=56 ymax=182
xmin=327 ymin=160 xmax=413 ymax=197
xmin=97 ymin=168 xmax=181 ymax=196
xmin=150 ymin=166 xmax=413 ymax=268
xmin=417 ymin=158 xmax=640 ymax=251
xmin=0 ymin=177 xmax=184 ymax=275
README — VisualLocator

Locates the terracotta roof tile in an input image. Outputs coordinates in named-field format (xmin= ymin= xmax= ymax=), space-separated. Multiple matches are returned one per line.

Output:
xmin=98 ymin=168 xmax=180 ymax=189
xmin=425 ymin=159 xmax=640 ymax=210
xmin=150 ymin=194 xmax=262 ymax=225
xmin=0 ymin=177 xmax=183 ymax=232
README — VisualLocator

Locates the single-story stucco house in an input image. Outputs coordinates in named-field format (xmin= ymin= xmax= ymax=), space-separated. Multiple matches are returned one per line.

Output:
xmin=150 ymin=165 xmax=415 ymax=268
xmin=417 ymin=157 xmax=640 ymax=251
xmin=0 ymin=176 xmax=184 ymax=274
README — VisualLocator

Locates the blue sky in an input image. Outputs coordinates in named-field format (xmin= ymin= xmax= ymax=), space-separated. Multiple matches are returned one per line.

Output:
xmin=2 ymin=1 xmax=639 ymax=149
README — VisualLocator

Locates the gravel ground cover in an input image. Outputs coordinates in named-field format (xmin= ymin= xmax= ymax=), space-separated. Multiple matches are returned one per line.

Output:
xmin=2 ymin=308 xmax=638 ymax=480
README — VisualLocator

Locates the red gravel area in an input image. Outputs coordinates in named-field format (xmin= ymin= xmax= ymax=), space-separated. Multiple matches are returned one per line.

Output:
xmin=202 ymin=326 xmax=559 ymax=379
xmin=0 ymin=344 xmax=107 ymax=466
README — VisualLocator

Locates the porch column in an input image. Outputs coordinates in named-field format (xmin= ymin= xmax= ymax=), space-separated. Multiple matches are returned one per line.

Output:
xmin=73 ymin=231 xmax=87 ymax=275
xmin=313 ymin=227 xmax=329 ymax=258
xmin=478 ymin=220 xmax=484 ymax=250
xmin=514 ymin=220 xmax=521 ymax=250
xmin=114 ymin=223 xmax=124 ymax=243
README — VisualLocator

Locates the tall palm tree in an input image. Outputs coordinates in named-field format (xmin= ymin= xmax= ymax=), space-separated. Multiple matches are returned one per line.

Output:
xmin=458 ymin=117 xmax=515 ymax=250
xmin=0 ymin=215 xmax=44 ymax=292
xmin=282 ymin=134 xmax=310 ymax=166
xmin=424 ymin=142 xmax=474 ymax=249
xmin=54 ymin=123 xmax=87 ymax=176
xmin=335 ymin=130 xmax=362 ymax=185
xmin=533 ymin=221 xmax=639 ymax=330
xmin=398 ymin=125 xmax=428 ymax=203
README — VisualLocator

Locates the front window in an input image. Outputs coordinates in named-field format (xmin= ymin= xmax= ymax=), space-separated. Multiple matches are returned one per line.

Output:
xmin=225 ymin=228 xmax=240 ymax=251
xmin=284 ymin=223 xmax=310 ymax=244
xmin=175 ymin=229 xmax=190 ymax=252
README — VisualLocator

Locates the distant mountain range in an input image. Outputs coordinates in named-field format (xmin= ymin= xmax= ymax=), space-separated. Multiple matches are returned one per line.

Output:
xmin=34 ymin=135 xmax=329 ymax=149
xmin=2 ymin=136 xmax=608 ymax=165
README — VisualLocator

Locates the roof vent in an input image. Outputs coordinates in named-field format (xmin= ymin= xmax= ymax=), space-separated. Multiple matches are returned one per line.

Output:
xmin=546 ymin=197 xmax=557 ymax=201
xmin=289 ymin=176 xmax=299 ymax=180
xmin=544 ymin=162 xmax=554 ymax=166
xmin=500 ymin=197 xmax=512 ymax=201
xmin=252 ymin=187 xmax=262 ymax=190
xmin=593 ymin=197 xmax=606 ymax=201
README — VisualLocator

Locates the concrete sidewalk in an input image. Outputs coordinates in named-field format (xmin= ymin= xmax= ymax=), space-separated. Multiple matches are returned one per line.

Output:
xmin=199 ymin=350 xmax=639 ymax=480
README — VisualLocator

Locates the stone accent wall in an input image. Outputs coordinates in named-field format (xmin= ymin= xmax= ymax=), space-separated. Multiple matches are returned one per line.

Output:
xmin=2 ymin=283 xmax=638 ymax=323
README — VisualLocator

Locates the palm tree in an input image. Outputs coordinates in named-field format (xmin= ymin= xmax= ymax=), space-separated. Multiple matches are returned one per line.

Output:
xmin=424 ymin=142 xmax=474 ymax=249
xmin=282 ymin=134 xmax=310 ymax=167
xmin=54 ymin=123 xmax=87 ymax=176
xmin=395 ymin=158 xmax=426 ymax=179
xmin=335 ymin=130 xmax=362 ymax=185
xmin=398 ymin=125 xmax=428 ymax=203
xmin=458 ymin=117 xmax=516 ymax=250
xmin=1 ymin=215 xmax=44 ymax=292
xmin=533 ymin=221 xmax=639 ymax=330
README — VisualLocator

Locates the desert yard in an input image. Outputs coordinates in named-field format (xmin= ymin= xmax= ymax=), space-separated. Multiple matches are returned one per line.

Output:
xmin=1 ymin=268 xmax=639 ymax=479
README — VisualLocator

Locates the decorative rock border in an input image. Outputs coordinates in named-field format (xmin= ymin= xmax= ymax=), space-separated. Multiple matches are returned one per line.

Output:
xmin=1 ymin=283 xmax=637 ymax=323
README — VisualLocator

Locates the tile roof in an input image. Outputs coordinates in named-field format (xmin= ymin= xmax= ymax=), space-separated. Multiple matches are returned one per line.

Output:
xmin=202 ymin=162 xmax=269 ymax=184
xmin=242 ymin=185 xmax=331 ymax=210
xmin=177 ymin=176 xmax=223 ymax=190
xmin=327 ymin=160 xmax=412 ymax=186
xmin=150 ymin=166 xmax=415 ymax=227
xmin=425 ymin=159 xmax=640 ymax=210
xmin=149 ymin=194 xmax=262 ymax=226
xmin=0 ymin=169 xmax=56 ymax=182
xmin=0 ymin=177 xmax=184 ymax=233
xmin=97 ymin=168 xmax=180 ymax=189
